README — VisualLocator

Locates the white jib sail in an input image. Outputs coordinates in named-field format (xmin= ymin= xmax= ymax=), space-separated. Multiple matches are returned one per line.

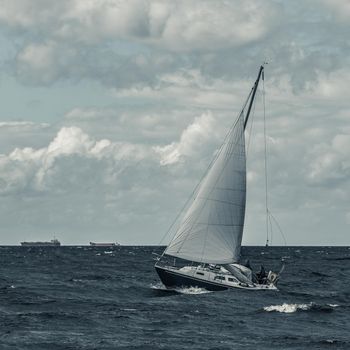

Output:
xmin=165 ymin=111 xmax=246 ymax=264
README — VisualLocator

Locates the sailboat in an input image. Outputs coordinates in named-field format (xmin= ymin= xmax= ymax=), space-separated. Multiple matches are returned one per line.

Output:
xmin=154 ymin=65 xmax=280 ymax=291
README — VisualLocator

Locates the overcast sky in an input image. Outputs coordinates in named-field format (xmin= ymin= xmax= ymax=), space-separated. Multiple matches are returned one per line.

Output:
xmin=0 ymin=0 xmax=349 ymax=245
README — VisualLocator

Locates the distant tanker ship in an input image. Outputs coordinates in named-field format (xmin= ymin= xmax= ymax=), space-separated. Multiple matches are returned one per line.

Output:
xmin=89 ymin=242 xmax=120 ymax=247
xmin=20 ymin=238 xmax=61 ymax=247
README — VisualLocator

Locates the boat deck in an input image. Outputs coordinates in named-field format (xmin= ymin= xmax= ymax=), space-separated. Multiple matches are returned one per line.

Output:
xmin=155 ymin=264 xmax=277 ymax=291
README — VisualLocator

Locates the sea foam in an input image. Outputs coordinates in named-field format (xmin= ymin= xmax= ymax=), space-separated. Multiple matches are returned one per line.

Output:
xmin=175 ymin=286 xmax=212 ymax=295
xmin=151 ymin=283 xmax=211 ymax=294
xmin=264 ymin=303 xmax=311 ymax=313
xmin=263 ymin=302 xmax=339 ymax=313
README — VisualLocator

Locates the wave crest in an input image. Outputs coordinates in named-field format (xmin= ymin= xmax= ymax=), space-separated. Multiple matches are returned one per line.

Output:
xmin=263 ymin=302 xmax=339 ymax=313
xmin=264 ymin=303 xmax=310 ymax=313
xmin=151 ymin=283 xmax=211 ymax=294
xmin=175 ymin=286 xmax=212 ymax=294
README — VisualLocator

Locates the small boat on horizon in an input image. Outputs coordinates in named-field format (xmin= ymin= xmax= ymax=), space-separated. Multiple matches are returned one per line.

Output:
xmin=20 ymin=238 xmax=61 ymax=247
xmin=89 ymin=242 xmax=120 ymax=247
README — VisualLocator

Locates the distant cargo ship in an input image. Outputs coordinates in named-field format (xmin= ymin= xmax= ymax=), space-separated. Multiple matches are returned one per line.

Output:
xmin=89 ymin=242 xmax=120 ymax=247
xmin=20 ymin=238 xmax=61 ymax=247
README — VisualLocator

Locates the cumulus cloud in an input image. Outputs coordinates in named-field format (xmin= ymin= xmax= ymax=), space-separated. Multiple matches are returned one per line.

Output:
xmin=146 ymin=1 xmax=276 ymax=51
xmin=0 ymin=0 xmax=280 ymax=87
xmin=154 ymin=111 xmax=216 ymax=165
xmin=0 ymin=1 xmax=68 ymax=29
xmin=1 ymin=0 xmax=347 ymax=93
xmin=0 ymin=126 xmax=152 ymax=194
xmin=0 ymin=117 xmax=223 ymax=243
xmin=15 ymin=41 xmax=77 ymax=85
xmin=0 ymin=113 xmax=222 ymax=195
xmin=0 ymin=0 xmax=276 ymax=49
xmin=307 ymin=134 xmax=350 ymax=185
xmin=14 ymin=40 xmax=181 ymax=87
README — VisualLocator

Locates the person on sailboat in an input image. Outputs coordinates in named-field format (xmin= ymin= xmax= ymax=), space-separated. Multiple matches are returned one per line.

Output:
xmin=256 ymin=265 xmax=267 ymax=284
xmin=242 ymin=259 xmax=252 ymax=269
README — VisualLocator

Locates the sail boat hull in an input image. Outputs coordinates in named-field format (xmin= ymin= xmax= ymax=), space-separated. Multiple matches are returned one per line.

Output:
xmin=155 ymin=265 xmax=228 ymax=291
xmin=155 ymin=265 xmax=278 ymax=291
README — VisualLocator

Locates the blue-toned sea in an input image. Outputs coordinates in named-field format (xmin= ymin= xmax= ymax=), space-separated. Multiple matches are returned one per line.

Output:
xmin=0 ymin=246 xmax=349 ymax=349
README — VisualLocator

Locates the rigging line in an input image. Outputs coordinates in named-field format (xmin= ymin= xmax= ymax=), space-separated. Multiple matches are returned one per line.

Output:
xmin=269 ymin=211 xmax=287 ymax=246
xmin=268 ymin=210 xmax=274 ymax=245
xmin=262 ymin=74 xmax=269 ymax=246
xmin=157 ymin=196 xmax=191 ymax=246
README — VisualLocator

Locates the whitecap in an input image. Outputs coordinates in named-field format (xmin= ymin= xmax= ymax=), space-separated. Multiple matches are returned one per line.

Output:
xmin=328 ymin=304 xmax=339 ymax=308
xmin=104 ymin=251 xmax=113 ymax=254
xmin=263 ymin=303 xmax=311 ymax=313
xmin=72 ymin=279 xmax=85 ymax=283
xmin=151 ymin=283 xmax=211 ymax=294
xmin=175 ymin=286 xmax=212 ymax=295
xmin=150 ymin=283 xmax=168 ymax=291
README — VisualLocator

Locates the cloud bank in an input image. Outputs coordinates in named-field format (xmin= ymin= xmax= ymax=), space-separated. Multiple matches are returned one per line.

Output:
xmin=0 ymin=0 xmax=349 ymax=245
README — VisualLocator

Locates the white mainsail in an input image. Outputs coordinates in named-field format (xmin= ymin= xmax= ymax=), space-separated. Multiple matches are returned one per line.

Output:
xmin=165 ymin=110 xmax=246 ymax=264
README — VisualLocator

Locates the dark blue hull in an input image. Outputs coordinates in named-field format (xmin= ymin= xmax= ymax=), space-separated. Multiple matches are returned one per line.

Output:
xmin=155 ymin=266 xmax=228 ymax=291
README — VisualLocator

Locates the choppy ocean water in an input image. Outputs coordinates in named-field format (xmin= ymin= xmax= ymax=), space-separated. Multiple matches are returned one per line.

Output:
xmin=0 ymin=246 xmax=349 ymax=349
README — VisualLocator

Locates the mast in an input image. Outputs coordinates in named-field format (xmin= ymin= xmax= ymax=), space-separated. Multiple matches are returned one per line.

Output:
xmin=244 ymin=65 xmax=264 ymax=130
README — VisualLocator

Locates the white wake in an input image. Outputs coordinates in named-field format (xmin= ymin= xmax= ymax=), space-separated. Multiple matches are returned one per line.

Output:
xmin=151 ymin=283 xmax=211 ymax=294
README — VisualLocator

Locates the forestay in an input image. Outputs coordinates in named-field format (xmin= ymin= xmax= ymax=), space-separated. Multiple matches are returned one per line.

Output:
xmin=165 ymin=111 xmax=246 ymax=264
